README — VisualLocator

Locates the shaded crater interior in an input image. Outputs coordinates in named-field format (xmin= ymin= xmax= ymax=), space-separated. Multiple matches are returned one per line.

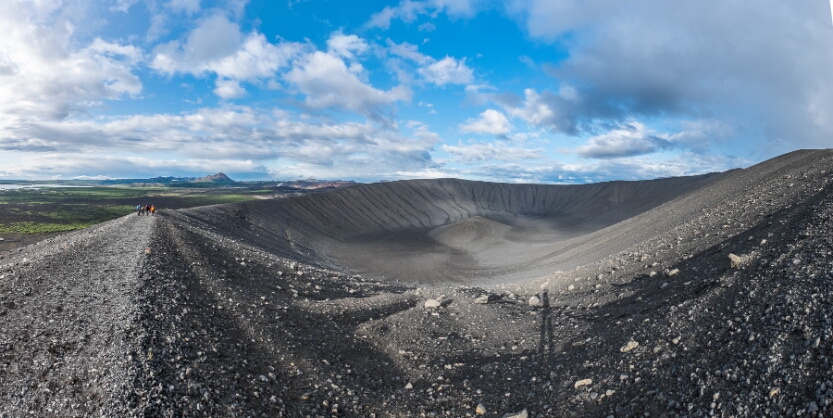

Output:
xmin=179 ymin=175 xmax=725 ymax=286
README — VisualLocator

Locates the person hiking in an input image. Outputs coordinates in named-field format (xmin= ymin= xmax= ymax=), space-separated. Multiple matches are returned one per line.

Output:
xmin=136 ymin=205 xmax=142 ymax=216
xmin=150 ymin=205 xmax=155 ymax=216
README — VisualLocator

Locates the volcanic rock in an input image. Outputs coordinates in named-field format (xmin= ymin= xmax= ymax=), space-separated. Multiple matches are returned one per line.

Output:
xmin=575 ymin=379 xmax=593 ymax=389
xmin=474 ymin=294 xmax=493 ymax=304
xmin=502 ymin=409 xmax=528 ymax=418
xmin=728 ymin=253 xmax=744 ymax=268
xmin=620 ymin=341 xmax=640 ymax=353
xmin=424 ymin=299 xmax=441 ymax=309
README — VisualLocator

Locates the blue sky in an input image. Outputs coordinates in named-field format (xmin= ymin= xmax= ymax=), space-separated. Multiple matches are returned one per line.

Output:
xmin=0 ymin=0 xmax=832 ymax=182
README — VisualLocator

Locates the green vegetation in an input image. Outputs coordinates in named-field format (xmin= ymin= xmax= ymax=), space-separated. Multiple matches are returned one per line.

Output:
xmin=0 ymin=221 xmax=93 ymax=235
xmin=0 ymin=186 xmax=263 ymax=236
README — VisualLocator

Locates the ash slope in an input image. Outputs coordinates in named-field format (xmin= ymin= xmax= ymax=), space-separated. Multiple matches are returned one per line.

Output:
xmin=175 ymin=172 xmax=725 ymax=285
xmin=2 ymin=149 xmax=833 ymax=417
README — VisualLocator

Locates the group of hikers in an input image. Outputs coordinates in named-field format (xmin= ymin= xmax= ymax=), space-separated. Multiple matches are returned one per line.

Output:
xmin=137 ymin=204 xmax=155 ymax=216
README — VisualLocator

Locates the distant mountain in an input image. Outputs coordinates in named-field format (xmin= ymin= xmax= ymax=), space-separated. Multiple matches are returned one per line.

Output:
xmin=193 ymin=173 xmax=235 ymax=183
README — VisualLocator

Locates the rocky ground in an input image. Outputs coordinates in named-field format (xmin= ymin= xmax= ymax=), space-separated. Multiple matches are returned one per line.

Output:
xmin=2 ymin=150 xmax=833 ymax=417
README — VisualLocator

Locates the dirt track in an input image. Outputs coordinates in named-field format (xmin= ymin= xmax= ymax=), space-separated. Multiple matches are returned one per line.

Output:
xmin=3 ymin=150 xmax=833 ymax=417
xmin=0 ymin=214 xmax=155 ymax=417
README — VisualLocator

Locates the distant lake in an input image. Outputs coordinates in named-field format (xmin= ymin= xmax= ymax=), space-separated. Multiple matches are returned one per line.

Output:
xmin=0 ymin=184 xmax=93 ymax=190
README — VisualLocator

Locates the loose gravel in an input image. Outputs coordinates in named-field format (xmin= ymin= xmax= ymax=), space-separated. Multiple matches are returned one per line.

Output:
xmin=0 ymin=215 xmax=155 ymax=417
xmin=2 ymin=150 xmax=833 ymax=417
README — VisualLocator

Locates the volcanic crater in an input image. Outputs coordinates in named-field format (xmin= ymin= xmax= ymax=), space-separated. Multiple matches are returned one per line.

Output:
xmin=3 ymin=149 xmax=833 ymax=417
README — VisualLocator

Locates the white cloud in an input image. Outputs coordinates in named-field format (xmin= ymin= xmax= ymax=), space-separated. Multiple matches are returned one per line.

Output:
xmin=442 ymin=141 xmax=542 ymax=164
xmin=146 ymin=13 xmax=169 ymax=41
xmin=0 ymin=2 xmax=143 ymax=121
xmin=417 ymin=56 xmax=473 ymax=85
xmin=665 ymin=119 xmax=734 ymax=151
xmin=326 ymin=33 xmax=369 ymax=60
xmin=366 ymin=0 xmax=479 ymax=29
xmin=385 ymin=40 xmax=474 ymax=86
xmin=214 ymin=78 xmax=247 ymax=99
xmin=366 ymin=0 xmax=427 ymax=29
xmin=0 ymin=103 xmax=443 ymax=180
xmin=169 ymin=0 xmax=201 ymax=15
xmin=519 ymin=55 xmax=535 ymax=68
xmin=112 ymin=0 xmax=139 ymax=12
xmin=151 ymin=14 xmax=305 ymax=85
xmin=576 ymin=123 xmax=670 ymax=159
xmin=575 ymin=120 xmax=735 ymax=159
xmin=459 ymin=152 xmax=745 ymax=184
xmin=418 ymin=22 xmax=436 ymax=32
xmin=153 ymin=27 xmax=406 ymax=117
xmin=460 ymin=109 xmax=511 ymax=135
xmin=285 ymin=51 xmax=411 ymax=116
xmin=386 ymin=39 xmax=432 ymax=65
xmin=505 ymin=0 xmax=833 ymax=153
xmin=0 ymin=152 xmax=268 ymax=180
xmin=504 ymin=89 xmax=558 ymax=127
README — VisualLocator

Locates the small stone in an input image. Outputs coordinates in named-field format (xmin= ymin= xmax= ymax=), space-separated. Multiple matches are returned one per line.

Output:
xmin=567 ymin=285 xmax=575 ymax=291
xmin=528 ymin=295 xmax=541 ymax=307
xmin=728 ymin=253 xmax=744 ymax=268
xmin=404 ymin=382 xmax=413 ymax=390
xmin=667 ymin=268 xmax=679 ymax=277
xmin=502 ymin=409 xmax=528 ymax=418
xmin=620 ymin=340 xmax=639 ymax=353
xmin=474 ymin=295 xmax=492 ymax=304
xmin=475 ymin=403 xmax=487 ymax=415
xmin=808 ymin=401 xmax=819 ymax=413
xmin=424 ymin=299 xmax=441 ymax=309
xmin=574 ymin=379 xmax=592 ymax=389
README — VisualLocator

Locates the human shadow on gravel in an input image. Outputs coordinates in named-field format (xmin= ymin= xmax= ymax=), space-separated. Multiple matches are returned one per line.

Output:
xmin=134 ymin=217 xmax=415 ymax=417
xmin=538 ymin=291 xmax=553 ymax=365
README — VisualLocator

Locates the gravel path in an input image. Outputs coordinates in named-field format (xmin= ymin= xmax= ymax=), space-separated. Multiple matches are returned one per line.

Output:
xmin=0 ymin=214 xmax=155 ymax=417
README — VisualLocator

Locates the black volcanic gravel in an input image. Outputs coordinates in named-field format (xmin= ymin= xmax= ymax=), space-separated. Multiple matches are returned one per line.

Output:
xmin=2 ymin=150 xmax=833 ymax=417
